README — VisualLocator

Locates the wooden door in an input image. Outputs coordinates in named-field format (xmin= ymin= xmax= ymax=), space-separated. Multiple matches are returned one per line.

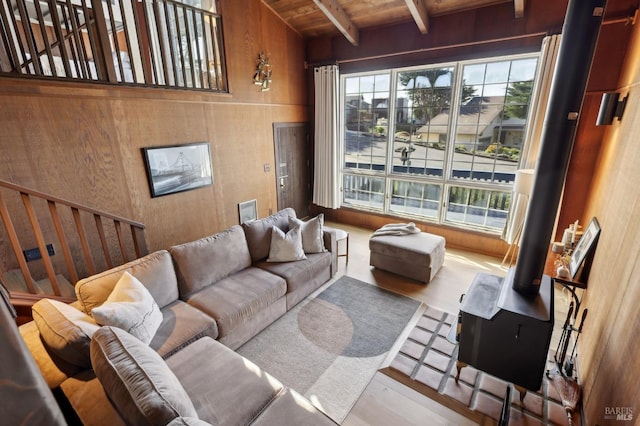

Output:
xmin=273 ymin=122 xmax=311 ymax=218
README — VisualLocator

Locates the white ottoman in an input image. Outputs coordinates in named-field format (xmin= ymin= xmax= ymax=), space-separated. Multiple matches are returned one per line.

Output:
xmin=369 ymin=232 xmax=446 ymax=283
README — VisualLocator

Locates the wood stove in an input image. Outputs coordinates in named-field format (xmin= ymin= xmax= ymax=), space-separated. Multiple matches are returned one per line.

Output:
xmin=456 ymin=270 xmax=554 ymax=393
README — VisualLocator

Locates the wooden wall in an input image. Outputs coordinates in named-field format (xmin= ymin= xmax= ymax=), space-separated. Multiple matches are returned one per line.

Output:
xmin=578 ymin=13 xmax=640 ymax=424
xmin=0 ymin=0 xmax=309 ymax=257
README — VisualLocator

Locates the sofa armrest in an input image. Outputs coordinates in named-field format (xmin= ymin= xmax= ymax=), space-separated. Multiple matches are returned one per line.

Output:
xmin=323 ymin=228 xmax=338 ymax=277
xmin=19 ymin=321 xmax=81 ymax=389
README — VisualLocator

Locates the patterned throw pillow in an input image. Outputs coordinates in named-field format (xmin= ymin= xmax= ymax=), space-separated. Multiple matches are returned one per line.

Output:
xmin=91 ymin=271 xmax=162 ymax=344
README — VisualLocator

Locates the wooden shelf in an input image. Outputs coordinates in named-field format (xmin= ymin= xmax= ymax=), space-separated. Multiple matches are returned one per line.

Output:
xmin=544 ymin=248 xmax=587 ymax=289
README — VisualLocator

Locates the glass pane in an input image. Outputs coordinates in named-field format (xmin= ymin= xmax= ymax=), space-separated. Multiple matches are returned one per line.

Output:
xmin=359 ymin=75 xmax=375 ymax=92
xmin=345 ymin=77 xmax=360 ymax=94
xmin=484 ymin=61 xmax=510 ymax=84
xmin=510 ymin=58 xmax=538 ymax=81
xmin=389 ymin=180 xmax=441 ymax=218
xmin=343 ymin=174 xmax=385 ymax=209
xmin=375 ymin=74 xmax=391 ymax=91
xmin=463 ymin=63 xmax=486 ymax=85
xmin=445 ymin=186 xmax=511 ymax=230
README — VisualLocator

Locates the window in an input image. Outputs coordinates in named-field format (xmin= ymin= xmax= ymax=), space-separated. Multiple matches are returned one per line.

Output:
xmin=0 ymin=0 xmax=227 ymax=91
xmin=341 ymin=54 xmax=539 ymax=233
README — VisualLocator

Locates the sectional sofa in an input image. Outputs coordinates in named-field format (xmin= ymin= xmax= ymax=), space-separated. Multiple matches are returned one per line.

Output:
xmin=17 ymin=208 xmax=339 ymax=425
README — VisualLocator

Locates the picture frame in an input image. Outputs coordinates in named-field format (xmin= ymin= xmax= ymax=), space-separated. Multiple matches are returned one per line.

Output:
xmin=142 ymin=142 xmax=213 ymax=198
xmin=569 ymin=217 xmax=601 ymax=279
xmin=238 ymin=199 xmax=258 ymax=224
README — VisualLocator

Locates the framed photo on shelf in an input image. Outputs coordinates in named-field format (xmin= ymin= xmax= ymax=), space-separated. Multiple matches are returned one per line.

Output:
xmin=569 ymin=217 xmax=601 ymax=279
xmin=142 ymin=142 xmax=213 ymax=198
xmin=238 ymin=199 xmax=258 ymax=224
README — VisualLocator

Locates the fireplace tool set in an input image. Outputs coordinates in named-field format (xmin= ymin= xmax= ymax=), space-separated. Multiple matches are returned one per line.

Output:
xmin=549 ymin=302 xmax=588 ymax=426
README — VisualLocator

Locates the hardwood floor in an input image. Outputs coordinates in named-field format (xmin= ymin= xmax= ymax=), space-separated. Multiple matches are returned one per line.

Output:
xmin=327 ymin=221 xmax=573 ymax=426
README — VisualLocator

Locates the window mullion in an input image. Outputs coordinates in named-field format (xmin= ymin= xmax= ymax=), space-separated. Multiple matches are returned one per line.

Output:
xmin=384 ymin=69 xmax=398 ymax=214
xmin=444 ymin=62 xmax=463 ymax=186
xmin=439 ymin=63 xmax=462 ymax=224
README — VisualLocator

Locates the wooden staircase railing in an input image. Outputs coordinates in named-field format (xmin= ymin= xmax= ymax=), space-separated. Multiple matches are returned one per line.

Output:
xmin=0 ymin=179 xmax=148 ymax=311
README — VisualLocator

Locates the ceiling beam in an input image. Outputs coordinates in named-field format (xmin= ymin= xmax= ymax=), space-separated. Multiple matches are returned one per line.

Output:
xmin=313 ymin=0 xmax=359 ymax=46
xmin=514 ymin=0 xmax=525 ymax=18
xmin=404 ymin=0 xmax=429 ymax=34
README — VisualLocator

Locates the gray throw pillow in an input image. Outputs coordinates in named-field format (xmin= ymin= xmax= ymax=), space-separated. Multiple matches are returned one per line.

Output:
xmin=32 ymin=298 xmax=100 ymax=368
xmin=288 ymin=214 xmax=326 ymax=253
xmin=267 ymin=224 xmax=307 ymax=262
xmin=91 ymin=326 xmax=198 ymax=425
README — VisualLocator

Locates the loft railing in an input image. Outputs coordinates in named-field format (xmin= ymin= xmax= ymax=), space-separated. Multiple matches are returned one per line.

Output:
xmin=0 ymin=179 xmax=148 ymax=305
xmin=0 ymin=0 xmax=227 ymax=91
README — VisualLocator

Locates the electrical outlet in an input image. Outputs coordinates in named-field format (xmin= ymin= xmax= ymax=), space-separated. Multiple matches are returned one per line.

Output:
xmin=23 ymin=244 xmax=55 ymax=262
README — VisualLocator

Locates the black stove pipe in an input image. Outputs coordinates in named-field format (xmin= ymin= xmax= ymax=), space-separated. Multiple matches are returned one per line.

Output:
xmin=512 ymin=0 xmax=607 ymax=296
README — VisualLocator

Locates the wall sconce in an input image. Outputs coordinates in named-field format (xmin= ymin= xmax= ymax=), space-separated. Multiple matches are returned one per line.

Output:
xmin=596 ymin=92 xmax=627 ymax=125
xmin=253 ymin=51 xmax=272 ymax=92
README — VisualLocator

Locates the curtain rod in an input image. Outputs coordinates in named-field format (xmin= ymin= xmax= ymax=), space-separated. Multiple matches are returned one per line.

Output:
xmin=305 ymin=31 xmax=549 ymax=69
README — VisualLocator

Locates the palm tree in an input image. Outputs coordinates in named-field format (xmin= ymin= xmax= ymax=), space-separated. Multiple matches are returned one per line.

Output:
xmin=398 ymin=69 xmax=476 ymax=122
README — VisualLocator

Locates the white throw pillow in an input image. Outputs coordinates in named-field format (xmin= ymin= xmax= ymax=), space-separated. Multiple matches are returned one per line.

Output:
xmin=267 ymin=225 xmax=307 ymax=262
xmin=288 ymin=214 xmax=326 ymax=254
xmin=91 ymin=271 xmax=163 ymax=344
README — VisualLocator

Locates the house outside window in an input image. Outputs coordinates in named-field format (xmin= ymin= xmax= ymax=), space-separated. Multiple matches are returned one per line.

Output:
xmin=341 ymin=54 xmax=539 ymax=233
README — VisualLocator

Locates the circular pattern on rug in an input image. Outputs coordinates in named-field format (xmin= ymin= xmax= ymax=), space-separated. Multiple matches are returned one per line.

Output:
xmin=297 ymin=299 xmax=353 ymax=355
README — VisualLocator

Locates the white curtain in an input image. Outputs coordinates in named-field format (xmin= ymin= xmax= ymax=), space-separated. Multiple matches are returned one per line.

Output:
xmin=502 ymin=34 xmax=561 ymax=245
xmin=313 ymin=65 xmax=340 ymax=209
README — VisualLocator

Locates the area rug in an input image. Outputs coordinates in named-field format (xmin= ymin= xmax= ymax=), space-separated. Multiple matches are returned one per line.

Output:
xmin=237 ymin=276 xmax=422 ymax=423
xmin=382 ymin=306 xmax=580 ymax=425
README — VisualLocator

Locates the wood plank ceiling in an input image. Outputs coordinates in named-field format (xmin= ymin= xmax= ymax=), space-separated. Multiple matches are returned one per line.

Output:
xmin=261 ymin=0 xmax=524 ymax=45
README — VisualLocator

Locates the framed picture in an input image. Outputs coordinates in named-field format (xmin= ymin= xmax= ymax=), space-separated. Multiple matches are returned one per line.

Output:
xmin=143 ymin=142 xmax=213 ymax=198
xmin=238 ymin=199 xmax=258 ymax=224
xmin=569 ymin=217 xmax=601 ymax=279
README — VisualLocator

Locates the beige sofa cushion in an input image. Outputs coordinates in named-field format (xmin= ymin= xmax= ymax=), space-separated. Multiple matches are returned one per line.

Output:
xmin=32 ymin=299 xmax=100 ymax=368
xmin=76 ymin=250 xmax=178 ymax=313
xmin=171 ymin=225 xmax=252 ymax=298
xmin=242 ymin=208 xmax=296 ymax=262
xmin=91 ymin=326 xmax=198 ymax=425
xmin=151 ymin=300 xmax=219 ymax=358
xmin=185 ymin=267 xmax=286 ymax=339
xmin=165 ymin=336 xmax=285 ymax=425
xmin=91 ymin=272 xmax=163 ymax=344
